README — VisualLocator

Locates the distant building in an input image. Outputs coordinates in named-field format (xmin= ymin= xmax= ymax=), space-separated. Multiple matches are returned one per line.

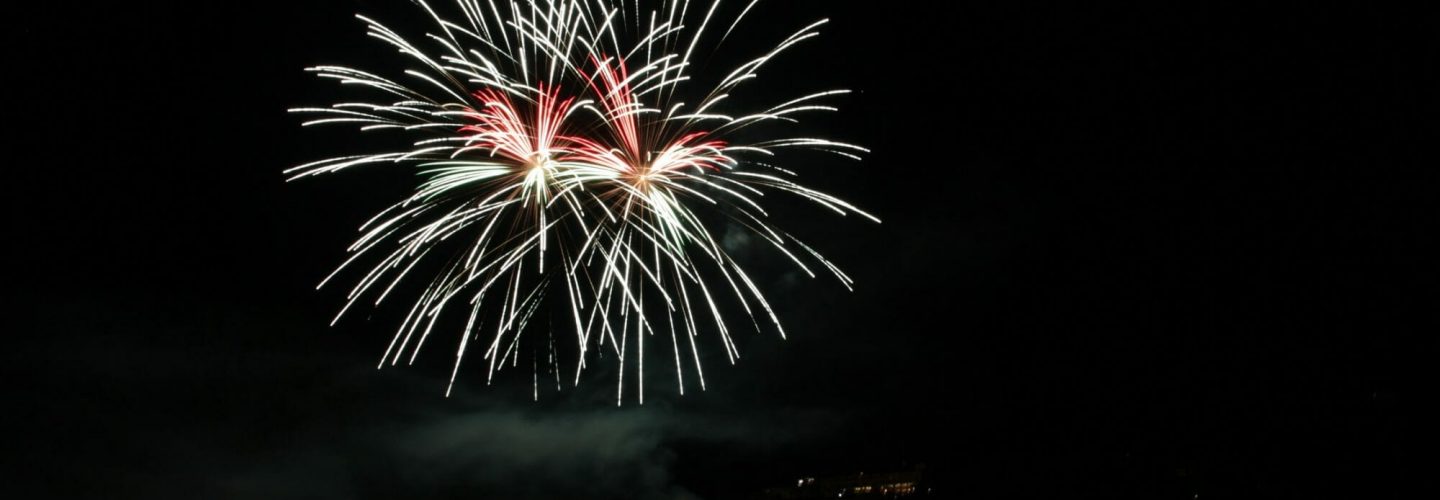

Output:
xmin=761 ymin=465 xmax=932 ymax=499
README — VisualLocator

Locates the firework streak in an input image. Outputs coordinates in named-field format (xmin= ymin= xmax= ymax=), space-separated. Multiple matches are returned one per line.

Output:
xmin=289 ymin=0 xmax=877 ymax=404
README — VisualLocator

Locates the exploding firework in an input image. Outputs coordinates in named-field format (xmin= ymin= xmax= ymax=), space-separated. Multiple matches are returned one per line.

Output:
xmin=290 ymin=0 xmax=877 ymax=404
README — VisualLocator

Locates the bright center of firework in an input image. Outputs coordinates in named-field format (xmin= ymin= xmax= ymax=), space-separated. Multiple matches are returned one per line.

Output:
xmin=527 ymin=152 xmax=555 ymax=171
xmin=628 ymin=168 xmax=659 ymax=191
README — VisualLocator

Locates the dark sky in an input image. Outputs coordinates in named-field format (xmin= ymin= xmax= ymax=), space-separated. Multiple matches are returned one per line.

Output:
xmin=9 ymin=1 xmax=1425 ymax=499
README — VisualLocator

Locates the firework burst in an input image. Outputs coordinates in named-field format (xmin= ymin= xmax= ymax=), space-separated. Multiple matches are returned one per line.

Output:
xmin=290 ymin=0 xmax=876 ymax=404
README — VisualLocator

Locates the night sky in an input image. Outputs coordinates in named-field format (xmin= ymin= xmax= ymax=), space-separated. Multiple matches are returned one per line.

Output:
xmin=10 ymin=2 xmax=1424 ymax=499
